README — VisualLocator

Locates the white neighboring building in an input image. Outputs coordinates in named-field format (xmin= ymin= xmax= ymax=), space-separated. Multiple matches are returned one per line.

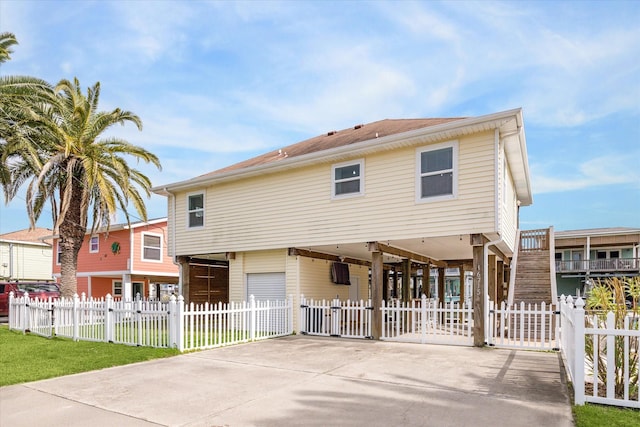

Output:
xmin=0 ymin=228 xmax=53 ymax=282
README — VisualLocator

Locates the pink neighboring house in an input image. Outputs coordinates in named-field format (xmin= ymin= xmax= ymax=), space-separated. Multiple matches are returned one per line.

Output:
xmin=52 ymin=218 xmax=178 ymax=299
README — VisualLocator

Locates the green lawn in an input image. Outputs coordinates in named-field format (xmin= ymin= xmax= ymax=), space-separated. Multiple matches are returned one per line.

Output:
xmin=0 ymin=325 xmax=180 ymax=387
xmin=573 ymin=404 xmax=640 ymax=427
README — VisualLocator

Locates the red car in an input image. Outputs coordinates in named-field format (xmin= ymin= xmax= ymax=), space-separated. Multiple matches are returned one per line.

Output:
xmin=0 ymin=282 xmax=61 ymax=316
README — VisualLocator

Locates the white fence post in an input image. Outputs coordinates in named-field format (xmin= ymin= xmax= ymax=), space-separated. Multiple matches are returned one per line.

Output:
xmin=177 ymin=295 xmax=185 ymax=352
xmin=250 ymin=295 xmax=256 ymax=341
xmin=136 ymin=297 xmax=143 ymax=346
xmin=574 ymin=296 xmax=586 ymax=405
xmin=73 ymin=294 xmax=80 ymax=341
xmin=421 ymin=294 xmax=427 ymax=344
xmin=168 ymin=295 xmax=176 ymax=348
xmin=105 ymin=294 xmax=114 ymax=343
xmin=299 ymin=294 xmax=306 ymax=334
xmin=288 ymin=294 xmax=294 ymax=334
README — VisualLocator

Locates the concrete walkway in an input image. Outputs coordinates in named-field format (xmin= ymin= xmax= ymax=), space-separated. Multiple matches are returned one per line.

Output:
xmin=0 ymin=336 xmax=573 ymax=426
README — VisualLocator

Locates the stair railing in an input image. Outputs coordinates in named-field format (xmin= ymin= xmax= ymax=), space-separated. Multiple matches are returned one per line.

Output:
xmin=519 ymin=228 xmax=550 ymax=252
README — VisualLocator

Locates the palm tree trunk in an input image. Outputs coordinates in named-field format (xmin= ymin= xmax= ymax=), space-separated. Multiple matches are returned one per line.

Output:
xmin=58 ymin=184 xmax=86 ymax=298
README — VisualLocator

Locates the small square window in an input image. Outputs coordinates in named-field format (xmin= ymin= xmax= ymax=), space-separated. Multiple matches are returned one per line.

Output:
xmin=332 ymin=160 xmax=364 ymax=198
xmin=188 ymin=193 xmax=204 ymax=228
xmin=89 ymin=236 xmax=99 ymax=253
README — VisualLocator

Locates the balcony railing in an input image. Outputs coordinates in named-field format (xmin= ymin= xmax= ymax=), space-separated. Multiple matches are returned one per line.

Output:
xmin=520 ymin=228 xmax=550 ymax=252
xmin=555 ymin=258 xmax=640 ymax=273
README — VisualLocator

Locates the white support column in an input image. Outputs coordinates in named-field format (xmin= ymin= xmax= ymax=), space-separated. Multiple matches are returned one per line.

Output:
xmin=122 ymin=274 xmax=132 ymax=300
xmin=87 ymin=276 xmax=92 ymax=298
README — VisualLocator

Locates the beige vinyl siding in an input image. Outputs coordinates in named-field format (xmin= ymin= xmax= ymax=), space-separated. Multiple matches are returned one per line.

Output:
xmin=228 ymin=252 xmax=244 ymax=302
xmin=297 ymin=257 xmax=368 ymax=301
xmin=501 ymin=160 xmax=518 ymax=252
xmin=228 ymin=250 xmax=286 ymax=302
xmin=0 ymin=242 xmax=52 ymax=281
xmin=173 ymin=131 xmax=496 ymax=255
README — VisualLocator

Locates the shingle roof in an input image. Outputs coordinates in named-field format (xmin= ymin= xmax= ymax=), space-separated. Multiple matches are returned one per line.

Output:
xmin=206 ymin=118 xmax=465 ymax=176
xmin=0 ymin=227 xmax=53 ymax=245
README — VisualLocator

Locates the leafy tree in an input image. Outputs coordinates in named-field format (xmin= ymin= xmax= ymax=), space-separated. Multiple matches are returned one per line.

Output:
xmin=1 ymin=36 xmax=161 ymax=297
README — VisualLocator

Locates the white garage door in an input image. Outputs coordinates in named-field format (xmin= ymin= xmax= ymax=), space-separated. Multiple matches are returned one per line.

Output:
xmin=246 ymin=272 xmax=286 ymax=301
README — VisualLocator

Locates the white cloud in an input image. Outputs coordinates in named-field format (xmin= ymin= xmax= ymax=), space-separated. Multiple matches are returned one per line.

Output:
xmin=531 ymin=153 xmax=640 ymax=194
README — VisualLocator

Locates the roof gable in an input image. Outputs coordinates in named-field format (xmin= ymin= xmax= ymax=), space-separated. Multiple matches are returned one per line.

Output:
xmin=154 ymin=108 xmax=532 ymax=206
xmin=207 ymin=118 xmax=464 ymax=176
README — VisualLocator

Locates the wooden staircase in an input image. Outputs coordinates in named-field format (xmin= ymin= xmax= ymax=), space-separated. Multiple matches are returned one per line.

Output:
xmin=511 ymin=229 xmax=554 ymax=305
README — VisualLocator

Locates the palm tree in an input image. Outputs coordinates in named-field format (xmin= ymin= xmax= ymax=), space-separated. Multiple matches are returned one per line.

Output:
xmin=0 ymin=32 xmax=54 ymax=187
xmin=2 ymin=77 xmax=161 ymax=297
xmin=0 ymin=32 xmax=17 ymax=63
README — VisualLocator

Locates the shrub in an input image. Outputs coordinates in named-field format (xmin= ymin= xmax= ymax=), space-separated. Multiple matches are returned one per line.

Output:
xmin=584 ymin=276 xmax=639 ymax=399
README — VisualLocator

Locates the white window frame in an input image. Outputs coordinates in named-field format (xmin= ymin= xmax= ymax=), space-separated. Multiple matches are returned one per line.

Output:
xmin=113 ymin=280 xmax=123 ymax=297
xmin=415 ymin=141 xmax=458 ymax=203
xmin=56 ymin=241 xmax=61 ymax=265
xmin=187 ymin=191 xmax=205 ymax=229
xmin=89 ymin=236 xmax=99 ymax=253
xmin=141 ymin=232 xmax=163 ymax=262
xmin=331 ymin=159 xmax=364 ymax=199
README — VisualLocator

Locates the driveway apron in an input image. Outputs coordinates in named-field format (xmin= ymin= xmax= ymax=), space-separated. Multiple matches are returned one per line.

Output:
xmin=0 ymin=335 xmax=573 ymax=426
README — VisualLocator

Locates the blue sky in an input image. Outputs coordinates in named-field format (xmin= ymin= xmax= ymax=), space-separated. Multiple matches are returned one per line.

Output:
xmin=0 ymin=0 xmax=638 ymax=234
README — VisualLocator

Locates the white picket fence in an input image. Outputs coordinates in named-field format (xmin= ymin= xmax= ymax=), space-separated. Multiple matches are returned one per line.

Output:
xmin=380 ymin=295 xmax=474 ymax=345
xmin=560 ymin=295 xmax=640 ymax=409
xmin=488 ymin=300 xmax=559 ymax=350
xmin=299 ymin=295 xmax=372 ymax=339
xmin=9 ymin=293 xmax=293 ymax=352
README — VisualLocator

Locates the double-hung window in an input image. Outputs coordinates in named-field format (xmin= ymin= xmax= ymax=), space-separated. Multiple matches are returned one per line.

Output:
xmin=56 ymin=241 xmax=61 ymax=265
xmin=142 ymin=232 xmax=162 ymax=262
xmin=188 ymin=193 xmax=204 ymax=228
xmin=417 ymin=142 xmax=457 ymax=202
xmin=332 ymin=159 xmax=364 ymax=198
xmin=89 ymin=236 xmax=99 ymax=253
xmin=113 ymin=280 xmax=123 ymax=297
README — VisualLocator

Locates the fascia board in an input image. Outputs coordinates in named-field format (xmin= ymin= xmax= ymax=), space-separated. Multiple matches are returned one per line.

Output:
xmin=153 ymin=108 xmax=526 ymax=194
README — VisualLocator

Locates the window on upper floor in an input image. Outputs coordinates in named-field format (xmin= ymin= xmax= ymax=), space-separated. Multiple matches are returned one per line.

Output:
xmin=416 ymin=141 xmax=458 ymax=202
xmin=188 ymin=193 xmax=204 ymax=228
xmin=56 ymin=241 xmax=61 ymax=265
xmin=332 ymin=159 xmax=364 ymax=198
xmin=89 ymin=236 xmax=99 ymax=253
xmin=142 ymin=232 xmax=162 ymax=262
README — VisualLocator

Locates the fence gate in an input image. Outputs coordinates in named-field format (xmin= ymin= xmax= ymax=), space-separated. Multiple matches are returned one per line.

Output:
xmin=381 ymin=296 xmax=474 ymax=346
xmin=487 ymin=300 xmax=559 ymax=350
xmin=299 ymin=296 xmax=372 ymax=339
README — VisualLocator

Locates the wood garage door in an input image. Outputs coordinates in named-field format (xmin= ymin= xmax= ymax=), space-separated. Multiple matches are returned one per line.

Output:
xmin=189 ymin=263 xmax=229 ymax=304
xmin=247 ymin=272 xmax=285 ymax=301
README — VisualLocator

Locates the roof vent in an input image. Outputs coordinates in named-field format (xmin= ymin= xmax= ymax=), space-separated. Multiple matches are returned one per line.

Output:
xmin=327 ymin=130 xmax=337 ymax=136
xmin=354 ymin=124 xmax=364 ymax=130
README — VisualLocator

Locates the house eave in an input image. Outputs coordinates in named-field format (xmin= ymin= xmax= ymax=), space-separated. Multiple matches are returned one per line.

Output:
xmin=153 ymin=108 xmax=531 ymax=198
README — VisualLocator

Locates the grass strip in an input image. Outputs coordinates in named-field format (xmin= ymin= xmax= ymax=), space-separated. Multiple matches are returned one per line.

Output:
xmin=0 ymin=325 xmax=180 ymax=387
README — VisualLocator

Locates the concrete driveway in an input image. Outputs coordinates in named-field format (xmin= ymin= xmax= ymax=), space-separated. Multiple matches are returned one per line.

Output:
xmin=0 ymin=335 xmax=573 ymax=426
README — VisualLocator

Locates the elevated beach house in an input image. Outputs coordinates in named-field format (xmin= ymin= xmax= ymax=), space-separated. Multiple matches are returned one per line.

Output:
xmin=153 ymin=108 xmax=533 ymax=342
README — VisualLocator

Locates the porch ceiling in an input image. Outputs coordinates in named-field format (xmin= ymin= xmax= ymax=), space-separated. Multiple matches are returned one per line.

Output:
xmin=185 ymin=234 xmax=512 ymax=266
xmin=301 ymin=234 xmax=475 ymax=266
